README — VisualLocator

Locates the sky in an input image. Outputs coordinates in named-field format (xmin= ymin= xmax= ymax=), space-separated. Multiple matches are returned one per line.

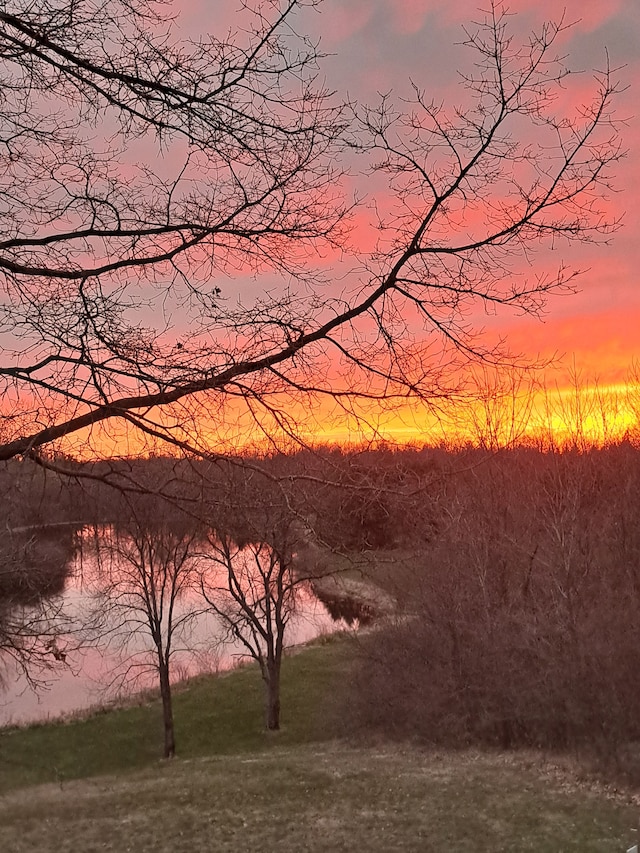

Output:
xmin=32 ymin=0 xmax=640 ymax=455
xmin=173 ymin=2 xmax=628 ymax=452
xmin=73 ymin=0 xmax=639 ymax=453
xmin=297 ymin=0 xmax=640 ymax=391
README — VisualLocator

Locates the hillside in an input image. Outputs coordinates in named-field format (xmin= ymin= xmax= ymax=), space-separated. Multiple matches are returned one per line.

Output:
xmin=0 ymin=636 xmax=638 ymax=851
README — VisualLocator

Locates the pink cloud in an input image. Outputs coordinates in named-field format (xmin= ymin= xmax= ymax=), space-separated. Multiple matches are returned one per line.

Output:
xmin=311 ymin=0 xmax=373 ymax=45
xmin=422 ymin=0 xmax=626 ymax=31
xmin=496 ymin=301 xmax=640 ymax=383
xmin=503 ymin=0 xmax=625 ymax=32
xmin=387 ymin=0 xmax=432 ymax=35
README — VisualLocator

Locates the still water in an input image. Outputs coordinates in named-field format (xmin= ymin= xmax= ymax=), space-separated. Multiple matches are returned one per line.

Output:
xmin=0 ymin=532 xmax=340 ymax=727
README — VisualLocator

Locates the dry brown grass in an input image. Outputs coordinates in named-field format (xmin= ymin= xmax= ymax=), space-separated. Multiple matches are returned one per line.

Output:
xmin=0 ymin=745 xmax=637 ymax=852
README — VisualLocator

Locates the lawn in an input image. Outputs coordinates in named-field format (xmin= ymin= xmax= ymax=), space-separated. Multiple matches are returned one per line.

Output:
xmin=0 ymin=633 xmax=352 ymax=792
xmin=0 ymin=633 xmax=638 ymax=852
xmin=0 ymin=745 xmax=637 ymax=852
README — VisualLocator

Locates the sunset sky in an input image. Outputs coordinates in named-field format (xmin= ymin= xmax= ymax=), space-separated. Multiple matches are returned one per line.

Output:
xmin=229 ymin=0 xmax=639 ymax=447
xmin=6 ymin=1 xmax=639 ymax=456
xmin=73 ymin=0 xmax=640 ymax=453
xmin=305 ymin=0 xmax=639 ymax=384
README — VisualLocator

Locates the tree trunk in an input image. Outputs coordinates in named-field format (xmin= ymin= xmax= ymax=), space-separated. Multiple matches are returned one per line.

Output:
xmin=265 ymin=661 xmax=281 ymax=731
xmin=159 ymin=663 xmax=176 ymax=758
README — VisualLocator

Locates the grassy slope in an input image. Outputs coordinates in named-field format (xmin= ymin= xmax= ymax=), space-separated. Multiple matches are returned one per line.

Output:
xmin=0 ymin=745 xmax=637 ymax=852
xmin=0 ymin=634 xmax=638 ymax=852
xmin=0 ymin=634 xmax=350 ymax=792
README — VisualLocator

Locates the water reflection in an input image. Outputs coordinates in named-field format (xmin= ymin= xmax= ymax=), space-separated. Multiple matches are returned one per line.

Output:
xmin=0 ymin=529 xmax=342 ymax=726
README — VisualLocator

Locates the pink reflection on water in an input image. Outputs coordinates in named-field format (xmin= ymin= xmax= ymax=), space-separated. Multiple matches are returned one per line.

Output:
xmin=0 ymin=533 xmax=342 ymax=726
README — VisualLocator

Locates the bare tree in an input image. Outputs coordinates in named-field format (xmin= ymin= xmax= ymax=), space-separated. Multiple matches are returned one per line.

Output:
xmin=339 ymin=440 xmax=640 ymax=768
xmin=199 ymin=535 xmax=293 ymax=731
xmin=196 ymin=468 xmax=312 ymax=731
xmin=456 ymin=366 xmax=538 ymax=450
xmin=0 ymin=1 xmax=624 ymax=460
xmin=92 ymin=490 xmax=203 ymax=758
xmin=0 ymin=0 xmax=346 ymax=455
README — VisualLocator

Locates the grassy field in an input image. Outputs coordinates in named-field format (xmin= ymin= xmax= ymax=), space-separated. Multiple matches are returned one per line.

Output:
xmin=0 ymin=744 xmax=637 ymax=852
xmin=0 ymin=633 xmax=351 ymax=792
xmin=0 ymin=634 xmax=638 ymax=852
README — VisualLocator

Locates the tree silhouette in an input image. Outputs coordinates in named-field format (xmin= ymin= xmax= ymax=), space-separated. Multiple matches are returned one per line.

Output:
xmin=0 ymin=1 xmax=624 ymax=459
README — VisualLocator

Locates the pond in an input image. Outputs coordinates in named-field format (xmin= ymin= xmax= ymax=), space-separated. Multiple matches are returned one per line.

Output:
xmin=0 ymin=529 xmax=343 ymax=727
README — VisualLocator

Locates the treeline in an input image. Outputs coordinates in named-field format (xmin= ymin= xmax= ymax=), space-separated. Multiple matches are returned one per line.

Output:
xmin=0 ymin=445 xmax=441 ymax=550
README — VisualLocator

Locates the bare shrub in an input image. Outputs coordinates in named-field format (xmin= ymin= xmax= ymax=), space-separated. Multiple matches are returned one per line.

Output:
xmin=341 ymin=445 xmax=640 ymax=768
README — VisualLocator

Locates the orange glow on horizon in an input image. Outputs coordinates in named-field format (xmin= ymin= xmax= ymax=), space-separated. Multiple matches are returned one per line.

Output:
xmin=48 ymin=370 xmax=640 ymax=460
